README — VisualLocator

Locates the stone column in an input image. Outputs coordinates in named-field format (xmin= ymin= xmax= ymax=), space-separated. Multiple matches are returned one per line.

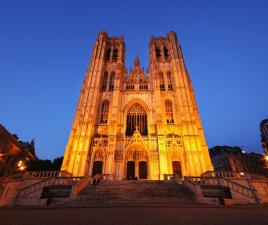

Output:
xmin=135 ymin=161 xmax=139 ymax=178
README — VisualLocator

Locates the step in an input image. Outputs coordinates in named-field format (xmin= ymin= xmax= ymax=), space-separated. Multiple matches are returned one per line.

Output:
xmin=54 ymin=180 xmax=198 ymax=207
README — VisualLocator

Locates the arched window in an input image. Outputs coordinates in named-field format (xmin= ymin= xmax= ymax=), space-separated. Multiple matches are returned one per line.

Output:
xmin=101 ymin=71 xmax=108 ymax=91
xmin=139 ymin=78 xmax=148 ymax=90
xmin=155 ymin=47 xmax=161 ymax=59
xmin=167 ymin=72 xmax=173 ymax=91
xmin=159 ymin=72 xmax=165 ymax=91
xmin=126 ymin=78 xmax=135 ymax=90
xmin=139 ymin=83 xmax=148 ymax=90
xmin=164 ymin=47 xmax=169 ymax=59
xmin=165 ymin=101 xmax=174 ymax=124
xmin=109 ymin=72 xmax=115 ymax=91
xmin=100 ymin=101 xmax=109 ymax=124
xmin=112 ymin=48 xmax=118 ymax=61
xmin=126 ymin=103 xmax=148 ymax=136
xmin=126 ymin=84 xmax=134 ymax=90
xmin=105 ymin=48 xmax=111 ymax=61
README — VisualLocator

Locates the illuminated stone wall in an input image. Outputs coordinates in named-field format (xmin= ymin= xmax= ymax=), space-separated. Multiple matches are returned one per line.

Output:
xmin=61 ymin=31 xmax=213 ymax=179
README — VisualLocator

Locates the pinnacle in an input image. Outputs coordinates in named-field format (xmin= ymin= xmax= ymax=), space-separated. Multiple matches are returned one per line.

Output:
xmin=134 ymin=55 xmax=140 ymax=68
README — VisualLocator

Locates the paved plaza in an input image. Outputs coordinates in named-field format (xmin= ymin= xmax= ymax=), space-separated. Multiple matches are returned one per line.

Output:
xmin=0 ymin=206 xmax=268 ymax=225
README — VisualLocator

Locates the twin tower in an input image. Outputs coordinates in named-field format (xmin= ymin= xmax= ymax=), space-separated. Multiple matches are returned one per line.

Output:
xmin=61 ymin=31 xmax=213 ymax=180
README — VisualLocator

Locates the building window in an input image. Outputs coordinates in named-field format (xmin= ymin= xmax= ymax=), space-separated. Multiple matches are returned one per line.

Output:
xmin=164 ymin=47 xmax=169 ymax=60
xmin=109 ymin=72 xmax=115 ymax=91
xmin=101 ymin=71 xmax=108 ymax=91
xmin=100 ymin=101 xmax=109 ymax=124
xmin=126 ymin=84 xmax=134 ymax=90
xmin=167 ymin=71 xmax=173 ymax=91
xmin=139 ymin=79 xmax=148 ymax=90
xmin=155 ymin=47 xmax=161 ymax=59
xmin=139 ymin=83 xmax=148 ymax=90
xmin=159 ymin=72 xmax=165 ymax=91
xmin=112 ymin=48 xmax=118 ymax=61
xmin=165 ymin=101 xmax=174 ymax=124
xmin=105 ymin=48 xmax=111 ymax=61
xmin=126 ymin=103 xmax=148 ymax=136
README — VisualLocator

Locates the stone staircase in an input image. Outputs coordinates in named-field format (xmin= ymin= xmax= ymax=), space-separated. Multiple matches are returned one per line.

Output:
xmin=13 ymin=175 xmax=82 ymax=207
xmin=55 ymin=180 xmax=198 ymax=207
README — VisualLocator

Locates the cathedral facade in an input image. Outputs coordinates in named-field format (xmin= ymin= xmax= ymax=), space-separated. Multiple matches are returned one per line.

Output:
xmin=61 ymin=31 xmax=213 ymax=180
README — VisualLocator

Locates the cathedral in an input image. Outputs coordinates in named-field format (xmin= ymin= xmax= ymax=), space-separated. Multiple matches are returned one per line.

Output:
xmin=61 ymin=31 xmax=213 ymax=180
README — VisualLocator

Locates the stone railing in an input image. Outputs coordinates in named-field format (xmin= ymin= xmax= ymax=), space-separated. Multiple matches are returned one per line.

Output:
xmin=71 ymin=175 xmax=92 ymax=198
xmin=16 ymin=176 xmax=82 ymax=200
xmin=59 ymin=170 xmax=73 ymax=177
xmin=202 ymin=171 xmax=268 ymax=181
xmin=23 ymin=171 xmax=60 ymax=179
xmin=183 ymin=176 xmax=205 ymax=202
xmin=221 ymin=177 xmax=256 ymax=200
xmin=184 ymin=176 xmax=202 ymax=185
xmin=184 ymin=176 xmax=258 ymax=203
xmin=71 ymin=173 xmax=112 ymax=198
xmin=15 ymin=171 xmax=114 ymax=204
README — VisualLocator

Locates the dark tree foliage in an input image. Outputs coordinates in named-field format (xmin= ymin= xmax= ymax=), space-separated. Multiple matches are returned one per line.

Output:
xmin=26 ymin=156 xmax=63 ymax=171
xmin=52 ymin=156 xmax=63 ymax=170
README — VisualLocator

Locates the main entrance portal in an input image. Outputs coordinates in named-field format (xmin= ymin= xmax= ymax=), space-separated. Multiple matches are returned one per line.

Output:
xmin=127 ymin=161 xmax=135 ymax=179
xmin=92 ymin=161 xmax=103 ymax=176
xmin=139 ymin=161 xmax=147 ymax=179
xmin=172 ymin=161 xmax=182 ymax=178
xmin=126 ymin=161 xmax=148 ymax=179
xmin=125 ymin=145 xmax=148 ymax=179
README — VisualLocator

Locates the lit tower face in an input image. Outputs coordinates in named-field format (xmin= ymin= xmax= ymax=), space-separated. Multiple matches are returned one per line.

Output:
xmin=61 ymin=31 xmax=213 ymax=178
xmin=61 ymin=32 xmax=126 ymax=176
xmin=148 ymin=31 xmax=213 ymax=177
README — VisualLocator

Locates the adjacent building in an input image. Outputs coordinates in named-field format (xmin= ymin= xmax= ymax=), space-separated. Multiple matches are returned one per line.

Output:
xmin=0 ymin=124 xmax=35 ymax=176
xmin=209 ymin=146 xmax=267 ymax=176
xmin=260 ymin=118 xmax=268 ymax=154
xmin=61 ymin=31 xmax=213 ymax=179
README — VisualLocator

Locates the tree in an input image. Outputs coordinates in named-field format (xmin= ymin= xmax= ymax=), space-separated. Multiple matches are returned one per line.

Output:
xmin=26 ymin=156 xmax=63 ymax=171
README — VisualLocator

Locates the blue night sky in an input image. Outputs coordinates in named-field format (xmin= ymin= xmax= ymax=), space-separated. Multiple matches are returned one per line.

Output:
xmin=0 ymin=0 xmax=268 ymax=159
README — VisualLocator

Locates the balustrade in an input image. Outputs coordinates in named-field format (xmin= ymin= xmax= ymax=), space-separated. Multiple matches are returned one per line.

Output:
xmin=23 ymin=171 xmax=60 ymax=179
xmin=202 ymin=171 xmax=268 ymax=181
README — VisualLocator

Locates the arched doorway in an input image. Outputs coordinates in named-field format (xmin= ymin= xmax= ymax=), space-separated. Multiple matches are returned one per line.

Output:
xmin=125 ymin=103 xmax=148 ymax=136
xmin=92 ymin=161 xmax=103 ymax=176
xmin=127 ymin=161 xmax=135 ymax=179
xmin=125 ymin=145 xmax=148 ymax=179
xmin=139 ymin=161 xmax=147 ymax=179
xmin=172 ymin=161 xmax=182 ymax=178
xmin=91 ymin=150 xmax=105 ymax=176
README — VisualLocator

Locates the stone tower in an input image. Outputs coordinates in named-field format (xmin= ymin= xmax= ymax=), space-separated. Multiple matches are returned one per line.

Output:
xmin=61 ymin=31 xmax=213 ymax=179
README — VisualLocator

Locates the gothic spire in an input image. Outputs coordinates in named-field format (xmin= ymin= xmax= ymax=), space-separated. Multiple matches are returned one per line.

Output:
xmin=134 ymin=55 xmax=140 ymax=68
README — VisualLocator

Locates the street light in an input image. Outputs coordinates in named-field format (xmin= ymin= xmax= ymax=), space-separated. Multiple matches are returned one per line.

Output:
xmin=17 ymin=160 xmax=26 ymax=172
xmin=263 ymin=154 xmax=268 ymax=170
xmin=239 ymin=172 xmax=245 ymax=177
xmin=0 ymin=153 xmax=5 ymax=161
